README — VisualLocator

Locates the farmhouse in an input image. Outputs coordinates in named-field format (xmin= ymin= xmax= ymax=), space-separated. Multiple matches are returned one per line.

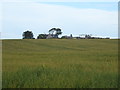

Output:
xmin=46 ymin=34 xmax=58 ymax=39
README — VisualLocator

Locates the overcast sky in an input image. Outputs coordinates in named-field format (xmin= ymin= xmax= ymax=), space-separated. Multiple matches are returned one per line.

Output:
xmin=0 ymin=0 xmax=118 ymax=39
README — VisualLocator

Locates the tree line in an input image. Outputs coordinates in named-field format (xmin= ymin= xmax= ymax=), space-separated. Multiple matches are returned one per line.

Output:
xmin=22 ymin=28 xmax=62 ymax=39
xmin=22 ymin=28 xmax=110 ymax=39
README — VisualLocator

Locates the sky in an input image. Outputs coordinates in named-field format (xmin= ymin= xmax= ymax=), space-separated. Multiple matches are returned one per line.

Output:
xmin=0 ymin=0 xmax=119 ymax=39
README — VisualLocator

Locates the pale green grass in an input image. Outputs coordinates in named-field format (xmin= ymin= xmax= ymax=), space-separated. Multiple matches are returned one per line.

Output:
xmin=2 ymin=39 xmax=118 ymax=88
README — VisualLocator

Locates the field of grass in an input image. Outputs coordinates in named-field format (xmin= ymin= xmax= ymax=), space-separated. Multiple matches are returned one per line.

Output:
xmin=2 ymin=39 xmax=118 ymax=88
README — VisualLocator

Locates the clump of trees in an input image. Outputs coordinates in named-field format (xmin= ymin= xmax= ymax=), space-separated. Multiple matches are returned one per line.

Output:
xmin=85 ymin=34 xmax=92 ymax=39
xmin=22 ymin=30 xmax=35 ymax=39
xmin=49 ymin=28 xmax=62 ymax=36
xmin=47 ymin=28 xmax=62 ymax=38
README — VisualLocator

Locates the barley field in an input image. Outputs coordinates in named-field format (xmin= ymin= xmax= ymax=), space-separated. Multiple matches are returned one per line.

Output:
xmin=2 ymin=39 xmax=118 ymax=88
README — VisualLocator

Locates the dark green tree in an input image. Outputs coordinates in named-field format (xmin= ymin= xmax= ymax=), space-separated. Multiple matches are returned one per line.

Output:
xmin=56 ymin=28 xmax=62 ymax=35
xmin=22 ymin=30 xmax=34 ymax=39
xmin=49 ymin=28 xmax=56 ymax=35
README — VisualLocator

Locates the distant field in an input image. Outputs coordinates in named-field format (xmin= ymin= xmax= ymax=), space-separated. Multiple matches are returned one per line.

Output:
xmin=2 ymin=39 xmax=118 ymax=88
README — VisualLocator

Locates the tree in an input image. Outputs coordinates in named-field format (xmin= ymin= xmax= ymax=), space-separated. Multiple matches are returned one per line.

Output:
xmin=37 ymin=34 xmax=48 ymax=39
xmin=85 ymin=34 xmax=92 ymax=39
xmin=70 ymin=34 xmax=73 ymax=38
xmin=22 ymin=30 xmax=34 ymax=39
xmin=56 ymin=28 xmax=62 ymax=36
xmin=49 ymin=28 xmax=56 ymax=35
xmin=48 ymin=28 xmax=62 ymax=38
